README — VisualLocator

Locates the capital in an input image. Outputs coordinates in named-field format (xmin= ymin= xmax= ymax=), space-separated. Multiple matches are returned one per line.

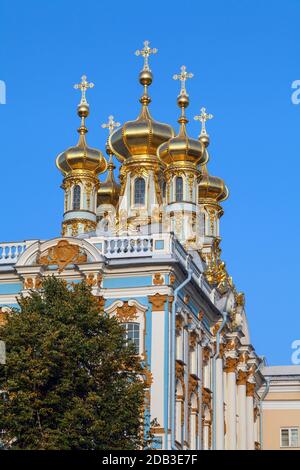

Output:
xmin=148 ymin=293 xmax=168 ymax=311
xmin=224 ymin=357 xmax=238 ymax=373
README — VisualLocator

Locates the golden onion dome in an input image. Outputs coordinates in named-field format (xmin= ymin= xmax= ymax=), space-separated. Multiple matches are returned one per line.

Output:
xmin=97 ymin=155 xmax=120 ymax=206
xmin=158 ymin=92 xmax=206 ymax=167
xmin=199 ymin=163 xmax=229 ymax=202
xmin=98 ymin=116 xmax=121 ymax=206
xmin=109 ymin=69 xmax=175 ymax=163
xmin=56 ymin=76 xmax=107 ymax=176
xmin=195 ymin=107 xmax=229 ymax=203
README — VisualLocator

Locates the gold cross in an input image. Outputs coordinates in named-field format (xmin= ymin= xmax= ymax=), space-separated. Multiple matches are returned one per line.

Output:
xmin=101 ymin=115 xmax=121 ymax=135
xmin=173 ymin=65 xmax=193 ymax=95
xmin=194 ymin=107 xmax=213 ymax=135
xmin=74 ymin=75 xmax=94 ymax=103
xmin=135 ymin=40 xmax=158 ymax=71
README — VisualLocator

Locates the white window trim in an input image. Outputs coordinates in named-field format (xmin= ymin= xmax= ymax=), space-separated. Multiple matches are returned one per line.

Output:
xmin=280 ymin=427 xmax=299 ymax=448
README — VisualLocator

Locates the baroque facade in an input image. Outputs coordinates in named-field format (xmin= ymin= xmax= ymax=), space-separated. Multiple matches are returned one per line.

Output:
xmin=0 ymin=41 xmax=266 ymax=450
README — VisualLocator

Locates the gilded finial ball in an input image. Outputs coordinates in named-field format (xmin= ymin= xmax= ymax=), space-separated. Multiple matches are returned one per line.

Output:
xmin=199 ymin=133 xmax=210 ymax=147
xmin=177 ymin=93 xmax=189 ymax=109
xmin=139 ymin=69 xmax=153 ymax=86
xmin=77 ymin=102 xmax=90 ymax=118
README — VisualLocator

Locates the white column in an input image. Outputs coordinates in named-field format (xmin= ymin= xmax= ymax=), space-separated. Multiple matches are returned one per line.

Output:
xmin=236 ymin=370 xmax=247 ymax=450
xmin=149 ymin=295 xmax=167 ymax=429
xmin=215 ymin=357 xmax=224 ymax=449
xmin=225 ymin=358 xmax=238 ymax=449
xmin=246 ymin=382 xmax=255 ymax=450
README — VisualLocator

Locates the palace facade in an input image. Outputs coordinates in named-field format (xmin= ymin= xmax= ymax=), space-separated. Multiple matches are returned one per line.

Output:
xmin=0 ymin=41 xmax=266 ymax=450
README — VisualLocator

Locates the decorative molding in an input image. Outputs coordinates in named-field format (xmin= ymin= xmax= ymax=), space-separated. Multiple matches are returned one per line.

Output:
xmin=85 ymin=272 xmax=102 ymax=287
xmin=224 ymin=357 xmax=238 ymax=374
xmin=148 ymin=293 xmax=168 ymax=311
xmin=189 ymin=331 xmax=198 ymax=349
xmin=37 ymin=240 xmax=87 ymax=272
xmin=246 ymin=382 xmax=256 ymax=397
xmin=153 ymin=273 xmax=164 ymax=285
xmin=236 ymin=369 xmax=248 ymax=386
xmin=116 ymin=301 xmax=138 ymax=322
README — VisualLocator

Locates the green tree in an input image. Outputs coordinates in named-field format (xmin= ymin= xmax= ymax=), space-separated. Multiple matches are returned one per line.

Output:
xmin=0 ymin=277 xmax=149 ymax=450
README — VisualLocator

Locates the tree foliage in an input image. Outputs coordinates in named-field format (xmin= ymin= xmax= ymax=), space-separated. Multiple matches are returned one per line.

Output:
xmin=0 ymin=277 xmax=148 ymax=450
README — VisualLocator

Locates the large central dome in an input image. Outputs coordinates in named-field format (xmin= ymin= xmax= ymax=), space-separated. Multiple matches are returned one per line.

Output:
xmin=109 ymin=69 xmax=174 ymax=163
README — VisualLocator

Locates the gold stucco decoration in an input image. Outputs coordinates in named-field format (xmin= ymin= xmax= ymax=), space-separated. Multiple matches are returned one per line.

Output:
xmin=116 ymin=301 xmax=138 ymax=323
xmin=38 ymin=240 xmax=87 ymax=272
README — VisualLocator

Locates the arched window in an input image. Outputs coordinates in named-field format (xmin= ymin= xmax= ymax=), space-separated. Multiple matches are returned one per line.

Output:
xmin=122 ymin=322 xmax=140 ymax=354
xmin=175 ymin=177 xmax=183 ymax=202
xmin=134 ymin=177 xmax=145 ymax=205
xmin=73 ymin=185 xmax=81 ymax=210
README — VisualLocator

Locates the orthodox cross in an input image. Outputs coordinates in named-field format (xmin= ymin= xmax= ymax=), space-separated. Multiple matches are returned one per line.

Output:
xmin=135 ymin=40 xmax=157 ymax=71
xmin=74 ymin=75 xmax=94 ymax=103
xmin=101 ymin=115 xmax=120 ymax=135
xmin=194 ymin=107 xmax=213 ymax=135
xmin=173 ymin=65 xmax=193 ymax=95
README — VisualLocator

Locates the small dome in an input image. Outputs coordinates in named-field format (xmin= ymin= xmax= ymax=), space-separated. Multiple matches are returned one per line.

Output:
xmin=199 ymin=164 xmax=229 ymax=202
xmin=109 ymin=70 xmax=175 ymax=163
xmin=97 ymin=146 xmax=120 ymax=206
xmin=158 ymin=94 xmax=206 ymax=167
xmin=56 ymin=103 xmax=107 ymax=176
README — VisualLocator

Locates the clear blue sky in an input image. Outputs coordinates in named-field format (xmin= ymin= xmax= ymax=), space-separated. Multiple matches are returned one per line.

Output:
xmin=1 ymin=0 xmax=299 ymax=365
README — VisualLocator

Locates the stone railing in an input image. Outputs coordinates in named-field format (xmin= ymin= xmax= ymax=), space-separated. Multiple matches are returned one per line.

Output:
xmin=103 ymin=236 xmax=153 ymax=258
xmin=0 ymin=242 xmax=29 ymax=265
xmin=89 ymin=233 xmax=214 ymax=302
xmin=0 ymin=234 xmax=214 ymax=302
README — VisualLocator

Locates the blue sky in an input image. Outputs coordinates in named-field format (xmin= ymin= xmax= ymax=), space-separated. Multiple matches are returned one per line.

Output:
xmin=1 ymin=0 xmax=300 ymax=365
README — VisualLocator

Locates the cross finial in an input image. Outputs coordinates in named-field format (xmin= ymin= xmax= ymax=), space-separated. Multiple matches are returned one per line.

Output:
xmin=74 ymin=75 xmax=94 ymax=104
xmin=194 ymin=107 xmax=213 ymax=135
xmin=101 ymin=115 xmax=121 ymax=135
xmin=173 ymin=65 xmax=193 ymax=95
xmin=135 ymin=40 xmax=158 ymax=71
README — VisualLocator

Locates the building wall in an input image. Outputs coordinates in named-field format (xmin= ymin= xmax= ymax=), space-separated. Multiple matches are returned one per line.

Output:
xmin=261 ymin=367 xmax=300 ymax=450
xmin=263 ymin=409 xmax=300 ymax=450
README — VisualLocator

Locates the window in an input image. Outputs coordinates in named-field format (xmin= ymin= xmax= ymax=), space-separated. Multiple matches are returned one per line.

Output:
xmin=122 ymin=322 xmax=140 ymax=354
xmin=175 ymin=177 xmax=183 ymax=202
xmin=280 ymin=428 xmax=299 ymax=448
xmin=73 ymin=185 xmax=81 ymax=210
xmin=134 ymin=178 xmax=145 ymax=205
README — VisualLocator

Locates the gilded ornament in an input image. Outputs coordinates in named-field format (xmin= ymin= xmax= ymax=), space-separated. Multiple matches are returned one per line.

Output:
xmin=98 ymin=296 xmax=106 ymax=312
xmin=224 ymin=357 xmax=238 ymax=374
xmin=152 ymin=273 xmax=164 ymax=286
xmin=246 ymin=382 xmax=256 ymax=397
xmin=38 ymin=240 xmax=87 ymax=272
xmin=189 ymin=331 xmax=198 ymax=349
xmin=0 ymin=308 xmax=9 ymax=326
xmin=202 ymin=347 xmax=211 ymax=364
xmin=148 ymin=293 xmax=167 ymax=311
xmin=202 ymin=387 xmax=212 ymax=406
xmin=236 ymin=370 xmax=248 ymax=386
xmin=116 ymin=301 xmax=138 ymax=323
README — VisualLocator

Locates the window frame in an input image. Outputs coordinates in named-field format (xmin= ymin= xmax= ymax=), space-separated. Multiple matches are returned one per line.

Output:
xmin=133 ymin=177 xmax=146 ymax=207
xmin=72 ymin=184 xmax=81 ymax=211
xmin=175 ymin=176 xmax=184 ymax=202
xmin=122 ymin=321 xmax=140 ymax=355
xmin=280 ymin=427 xmax=299 ymax=448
